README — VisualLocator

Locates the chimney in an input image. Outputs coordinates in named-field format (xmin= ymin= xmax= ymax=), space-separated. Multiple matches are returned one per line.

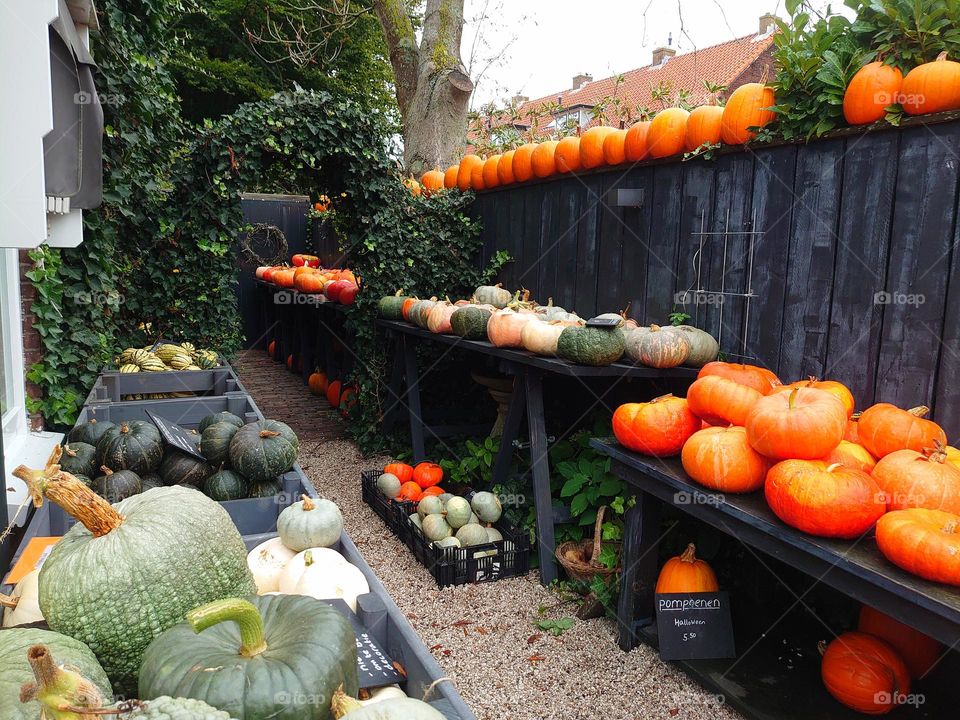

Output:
xmin=511 ymin=93 xmax=529 ymax=106
xmin=652 ymin=46 xmax=676 ymax=66
xmin=572 ymin=73 xmax=593 ymax=90
xmin=759 ymin=13 xmax=778 ymax=34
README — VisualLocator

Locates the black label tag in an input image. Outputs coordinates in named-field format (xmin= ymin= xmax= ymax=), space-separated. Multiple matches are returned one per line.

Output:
xmin=655 ymin=591 xmax=736 ymax=660
xmin=145 ymin=410 xmax=206 ymax=462
xmin=325 ymin=598 xmax=405 ymax=689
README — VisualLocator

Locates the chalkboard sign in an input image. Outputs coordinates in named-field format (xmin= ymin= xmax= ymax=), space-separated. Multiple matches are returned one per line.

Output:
xmin=655 ymin=591 xmax=735 ymax=661
xmin=145 ymin=411 xmax=206 ymax=462
xmin=326 ymin=599 xmax=405 ymax=689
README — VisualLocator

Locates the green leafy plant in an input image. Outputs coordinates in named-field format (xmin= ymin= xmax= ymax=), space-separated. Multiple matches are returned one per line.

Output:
xmin=533 ymin=617 xmax=574 ymax=636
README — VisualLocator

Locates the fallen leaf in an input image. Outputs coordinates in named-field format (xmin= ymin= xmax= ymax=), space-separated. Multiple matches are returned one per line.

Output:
xmin=527 ymin=633 xmax=543 ymax=645
xmin=442 ymin=650 xmax=452 ymax=656
xmin=528 ymin=655 xmax=546 ymax=664
xmin=669 ymin=709 xmax=679 ymax=717
xmin=451 ymin=619 xmax=472 ymax=627
xmin=429 ymin=644 xmax=443 ymax=651
xmin=475 ymin=627 xmax=488 ymax=635
xmin=391 ymin=661 xmax=407 ymax=677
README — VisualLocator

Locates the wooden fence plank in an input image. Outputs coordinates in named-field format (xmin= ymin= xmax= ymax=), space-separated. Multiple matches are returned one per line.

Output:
xmin=933 ymin=170 xmax=960 ymax=437
xmin=674 ymin=162 xmax=715 ymax=331
xmin=554 ymin=180 xmax=582 ymax=311
xmin=595 ymin=173 xmax=627 ymax=314
xmin=519 ymin=185 xmax=544 ymax=295
xmin=536 ymin=181 xmax=562 ymax=305
xmin=574 ymin=175 xmax=605 ymax=316
xmin=617 ymin=166 xmax=654 ymax=323
xmin=645 ymin=163 xmax=684 ymax=324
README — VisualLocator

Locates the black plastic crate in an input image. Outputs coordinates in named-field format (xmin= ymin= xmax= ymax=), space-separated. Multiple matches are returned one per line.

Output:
xmin=360 ymin=469 xmax=415 ymax=536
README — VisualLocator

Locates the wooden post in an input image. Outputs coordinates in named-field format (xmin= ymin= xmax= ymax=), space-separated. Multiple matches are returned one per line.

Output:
xmin=525 ymin=370 xmax=557 ymax=584
xmin=616 ymin=491 xmax=661 ymax=650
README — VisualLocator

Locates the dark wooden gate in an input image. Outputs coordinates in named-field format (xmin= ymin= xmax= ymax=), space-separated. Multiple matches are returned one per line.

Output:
xmin=473 ymin=119 xmax=960 ymax=435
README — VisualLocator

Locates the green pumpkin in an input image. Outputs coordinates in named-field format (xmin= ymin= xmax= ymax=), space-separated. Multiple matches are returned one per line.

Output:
xmin=473 ymin=284 xmax=512 ymax=308
xmin=199 ymin=412 xmax=244 ymax=433
xmin=68 ymin=418 xmax=115 ymax=446
xmin=247 ymin=478 xmax=283 ymax=498
xmin=444 ymin=497 xmax=472 ymax=529
xmin=450 ymin=306 xmax=492 ymax=340
xmin=408 ymin=299 xmax=436 ymax=329
xmin=204 ymin=469 xmax=248 ymax=501
xmin=59 ymin=442 xmax=97 ymax=478
xmin=140 ymin=471 xmax=163 ymax=491
xmin=200 ymin=421 xmax=240 ymax=467
xmin=331 ymin=687 xmax=445 ymax=720
xmin=160 ymin=448 xmax=214 ymax=486
xmin=471 ymin=491 xmax=502 ymax=523
xmin=123 ymin=695 xmax=237 ymax=719
xmin=139 ymin=595 xmax=358 ymax=720
xmin=93 ymin=465 xmax=142 ymax=502
xmin=12 ymin=460 xmax=257 ymax=696
xmin=674 ymin=325 xmax=719 ymax=367
xmin=556 ymin=325 xmax=625 ymax=366
xmin=278 ymin=495 xmax=344 ymax=551
xmin=229 ymin=420 xmax=298 ymax=481
xmin=96 ymin=421 xmax=163 ymax=475
xmin=0 ymin=628 xmax=113 ymax=720
xmin=377 ymin=294 xmax=408 ymax=320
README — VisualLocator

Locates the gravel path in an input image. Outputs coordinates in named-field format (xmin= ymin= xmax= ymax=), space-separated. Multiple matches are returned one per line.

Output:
xmin=235 ymin=351 xmax=744 ymax=720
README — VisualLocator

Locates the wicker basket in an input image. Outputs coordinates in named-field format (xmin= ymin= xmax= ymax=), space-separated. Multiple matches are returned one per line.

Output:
xmin=555 ymin=505 xmax=621 ymax=583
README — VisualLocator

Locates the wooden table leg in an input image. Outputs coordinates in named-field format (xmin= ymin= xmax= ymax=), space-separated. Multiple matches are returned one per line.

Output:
xmin=525 ymin=370 xmax=557 ymax=585
xmin=402 ymin=335 xmax=427 ymax=463
xmin=382 ymin=334 xmax=404 ymax=433
xmin=489 ymin=372 xmax=526 ymax=486
xmin=617 ymin=491 xmax=661 ymax=650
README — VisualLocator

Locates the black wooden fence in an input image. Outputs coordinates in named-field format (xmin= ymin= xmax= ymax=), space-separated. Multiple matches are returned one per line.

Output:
xmin=473 ymin=118 xmax=960 ymax=436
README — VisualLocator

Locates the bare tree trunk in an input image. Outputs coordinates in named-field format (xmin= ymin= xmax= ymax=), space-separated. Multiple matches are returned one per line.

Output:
xmin=373 ymin=0 xmax=474 ymax=175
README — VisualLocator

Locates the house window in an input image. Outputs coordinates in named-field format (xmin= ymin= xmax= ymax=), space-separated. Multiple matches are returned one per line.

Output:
xmin=0 ymin=249 xmax=27 ymax=454
xmin=549 ymin=108 xmax=592 ymax=133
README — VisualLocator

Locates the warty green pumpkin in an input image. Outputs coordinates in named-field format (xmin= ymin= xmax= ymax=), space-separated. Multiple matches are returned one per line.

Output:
xmin=124 ymin=695 xmax=238 ymax=719
xmin=556 ymin=325 xmax=625 ymax=366
xmin=13 ymin=447 xmax=256 ymax=695
xmin=95 ymin=420 xmax=163 ymax=475
xmin=377 ymin=293 xmax=409 ymax=320
xmin=68 ymin=418 xmax=115 ymax=446
xmin=449 ymin=305 xmax=492 ymax=339
xmin=159 ymin=447 xmax=214 ymax=486
xmin=59 ymin=442 xmax=97 ymax=478
xmin=139 ymin=595 xmax=359 ymax=720
xmin=278 ymin=494 xmax=344 ymax=551
xmin=199 ymin=412 xmax=244 ymax=433
xmin=200 ymin=421 xmax=240 ymax=467
xmin=0 ymin=629 xmax=112 ymax=720
xmin=229 ymin=420 xmax=298 ymax=481
xmin=204 ymin=469 xmax=248 ymax=501
xmin=93 ymin=465 xmax=142 ymax=502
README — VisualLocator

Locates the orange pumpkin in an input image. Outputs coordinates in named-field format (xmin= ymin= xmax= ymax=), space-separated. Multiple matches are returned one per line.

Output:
xmin=403 ymin=177 xmax=421 ymax=196
xmin=655 ymin=543 xmax=719 ymax=593
xmin=647 ymin=108 xmax=689 ymax=158
xmin=486 ymin=309 xmax=538 ymax=348
xmin=900 ymin=51 xmax=960 ymax=115
xmin=384 ymin=462 xmax=414 ymax=484
xmin=820 ymin=632 xmax=911 ymax=715
xmin=420 ymin=169 xmax=445 ymax=195
xmin=308 ymin=371 xmax=328 ymax=396
xmin=697 ymin=361 xmax=781 ymax=395
xmin=602 ymin=128 xmax=627 ymax=165
xmin=443 ymin=165 xmax=459 ymax=189
xmin=339 ymin=386 xmax=357 ymax=417
xmin=945 ymin=445 xmax=960 ymax=471
xmin=871 ymin=446 xmax=960 ymax=514
xmin=326 ymin=379 xmax=342 ymax=408
xmin=876 ymin=508 xmax=960 ymax=585
xmin=267 ymin=340 xmax=277 ymax=359
xmin=843 ymin=62 xmax=903 ymax=125
xmin=857 ymin=403 xmax=946 ymax=458
xmin=685 ymin=105 xmax=724 ymax=151
xmin=624 ymin=120 xmax=650 ymax=161
xmin=681 ymin=426 xmax=770 ymax=493
xmin=469 ymin=160 xmax=487 ymax=191
xmin=554 ymin=136 xmax=582 ymax=173
xmin=720 ymin=82 xmax=776 ymax=144
xmin=531 ymin=141 xmax=559 ymax=178
xmin=686 ymin=375 xmax=763 ymax=427
xmin=397 ymin=481 xmax=423 ymax=502
xmin=771 ymin=377 xmax=855 ymax=417
xmin=497 ymin=149 xmax=516 ymax=185
xmin=413 ymin=461 xmax=443 ymax=489
xmin=420 ymin=485 xmax=445 ymax=498
xmin=481 ymin=155 xmax=501 ymax=189
xmin=294 ymin=269 xmax=325 ymax=294
xmin=765 ymin=460 xmax=886 ymax=538
xmin=858 ymin=606 xmax=942 ymax=679
xmin=612 ymin=394 xmax=700 ymax=457
xmin=579 ymin=126 xmax=615 ymax=169
xmin=512 ymin=143 xmax=537 ymax=182
xmin=273 ymin=268 xmax=296 ymax=288
xmin=457 ymin=154 xmax=484 ymax=191
xmin=821 ymin=440 xmax=877 ymax=474
xmin=745 ymin=387 xmax=847 ymax=460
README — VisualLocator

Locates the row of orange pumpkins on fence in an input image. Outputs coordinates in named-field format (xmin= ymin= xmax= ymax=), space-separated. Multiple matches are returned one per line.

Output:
xmin=844 ymin=52 xmax=960 ymax=125
xmin=256 ymin=264 xmax=359 ymax=305
xmin=416 ymin=81 xmax=776 ymax=193
xmin=657 ymin=539 xmax=943 ymax=715
xmin=612 ymin=361 xmax=960 ymax=588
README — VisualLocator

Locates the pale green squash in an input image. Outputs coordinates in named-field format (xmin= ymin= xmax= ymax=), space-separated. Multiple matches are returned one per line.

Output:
xmin=277 ymin=495 xmax=343 ymax=551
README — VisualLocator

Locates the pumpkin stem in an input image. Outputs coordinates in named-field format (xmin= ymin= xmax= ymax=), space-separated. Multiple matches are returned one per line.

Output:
xmin=0 ymin=592 xmax=18 ymax=608
xmin=186 ymin=598 xmax=268 ymax=658
xmin=787 ymin=387 xmax=799 ymax=409
xmin=943 ymin=520 xmax=959 ymax=534
xmin=119 ymin=423 xmax=130 ymax=434
xmin=825 ymin=463 xmax=843 ymax=473
xmin=259 ymin=430 xmax=282 ymax=438
xmin=330 ymin=685 xmax=363 ymax=717
xmin=304 ymin=549 xmax=314 ymax=567
xmin=301 ymin=494 xmax=316 ymax=511
xmin=649 ymin=324 xmax=661 ymax=332
xmin=678 ymin=543 xmax=699 ymax=564
xmin=651 ymin=393 xmax=675 ymax=403
xmin=924 ymin=440 xmax=948 ymax=463
xmin=13 ymin=447 xmax=124 ymax=537
xmin=937 ymin=51 xmax=949 ymax=61
xmin=817 ymin=640 xmax=827 ymax=657
xmin=63 ymin=445 xmax=78 ymax=458
xmin=907 ymin=406 xmax=930 ymax=418
xmin=99 ymin=466 xmax=113 ymax=476
xmin=19 ymin=644 xmax=105 ymax=715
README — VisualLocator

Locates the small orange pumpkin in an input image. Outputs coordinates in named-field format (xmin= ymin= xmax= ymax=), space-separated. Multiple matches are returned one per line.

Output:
xmin=697 ymin=361 xmax=781 ymax=395
xmin=554 ymin=136 xmax=582 ymax=173
xmin=843 ymin=61 xmax=903 ymax=125
xmin=531 ymin=141 xmax=559 ymax=178
xmin=720 ymin=82 xmax=776 ymax=144
xmin=403 ymin=177 xmax=421 ymax=196
xmin=481 ymin=155 xmax=501 ymax=189
xmin=397 ymin=481 xmax=423 ymax=502
xmin=876 ymin=508 xmax=960 ymax=585
xmin=308 ymin=371 xmax=328 ymax=396
xmin=623 ymin=120 xmax=650 ymax=161
xmin=497 ymin=149 xmax=516 ymax=185
xmin=413 ymin=461 xmax=443 ymax=489
xmin=384 ymin=462 xmax=414 ymax=484
xmin=420 ymin=485 xmax=445 ymax=498
xmin=872 ymin=445 xmax=960 ymax=514
xmin=655 ymin=543 xmax=719 ymax=593
xmin=820 ymin=632 xmax=911 ymax=714
xmin=420 ymin=169 xmax=445 ymax=195
xmin=745 ymin=387 xmax=847 ymax=460
xmin=457 ymin=154 xmax=484 ymax=191
xmin=685 ymin=105 xmax=724 ymax=151
xmin=647 ymin=108 xmax=690 ymax=158
xmin=469 ymin=159 xmax=487 ymax=191
xmin=512 ymin=143 xmax=537 ymax=182
xmin=681 ymin=426 xmax=771 ymax=493
xmin=686 ymin=375 xmax=763 ymax=427
xmin=602 ymin=128 xmax=627 ymax=165
xmin=326 ymin=379 xmax=342 ymax=408
xmin=579 ymin=126 xmax=615 ymax=169
xmin=443 ymin=165 xmax=459 ymax=189
xmin=612 ymin=394 xmax=700 ymax=457
xmin=900 ymin=51 xmax=960 ymax=115
xmin=770 ymin=377 xmax=855 ymax=418
xmin=857 ymin=403 xmax=946 ymax=458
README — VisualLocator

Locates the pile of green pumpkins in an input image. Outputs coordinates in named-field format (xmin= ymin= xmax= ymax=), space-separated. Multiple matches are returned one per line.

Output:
xmin=61 ymin=411 xmax=299 ymax=503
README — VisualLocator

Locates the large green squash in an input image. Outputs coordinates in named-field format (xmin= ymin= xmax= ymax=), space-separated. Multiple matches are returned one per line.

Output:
xmin=95 ymin=420 xmax=163 ymax=475
xmin=59 ymin=441 xmax=97 ymax=478
xmin=139 ymin=595 xmax=358 ymax=720
xmin=0 ymin=628 xmax=112 ymax=720
xmin=199 ymin=412 xmax=244 ymax=433
xmin=377 ymin=294 xmax=408 ymax=320
xmin=204 ymin=469 xmax=248 ymax=501
xmin=68 ymin=418 xmax=115 ymax=446
xmin=556 ymin=325 xmax=625 ymax=366
xmin=13 ymin=450 xmax=256 ymax=695
xmin=125 ymin=695 xmax=237 ymax=719
xmin=450 ymin=306 xmax=492 ymax=340
xmin=200 ymin=421 xmax=240 ymax=467
xmin=160 ymin=448 xmax=214 ymax=486
xmin=229 ymin=420 xmax=298 ymax=481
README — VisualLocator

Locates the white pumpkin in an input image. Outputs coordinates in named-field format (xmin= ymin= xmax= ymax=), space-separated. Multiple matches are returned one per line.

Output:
xmin=520 ymin=320 xmax=566 ymax=356
xmin=358 ymin=685 xmax=407 ymax=707
xmin=291 ymin=556 xmax=370 ymax=611
xmin=247 ymin=537 xmax=297 ymax=594
xmin=1 ymin=569 xmax=43 ymax=627
xmin=278 ymin=546 xmax=348 ymax=594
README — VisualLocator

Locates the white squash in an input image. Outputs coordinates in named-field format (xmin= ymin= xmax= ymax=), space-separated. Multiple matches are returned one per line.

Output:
xmin=520 ymin=321 xmax=566 ymax=356
xmin=247 ymin=537 xmax=298 ymax=594
xmin=278 ymin=547 xmax=348 ymax=594
xmin=1 ymin=569 xmax=43 ymax=627
xmin=291 ymin=556 xmax=370 ymax=611
xmin=358 ymin=686 xmax=407 ymax=707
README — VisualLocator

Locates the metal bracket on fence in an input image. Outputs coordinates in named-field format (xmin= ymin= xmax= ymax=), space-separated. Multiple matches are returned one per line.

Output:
xmin=512 ymin=436 xmax=556 ymax=450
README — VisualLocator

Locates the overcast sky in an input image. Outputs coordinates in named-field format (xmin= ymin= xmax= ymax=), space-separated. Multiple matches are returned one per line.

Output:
xmin=463 ymin=0 xmax=845 ymax=108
